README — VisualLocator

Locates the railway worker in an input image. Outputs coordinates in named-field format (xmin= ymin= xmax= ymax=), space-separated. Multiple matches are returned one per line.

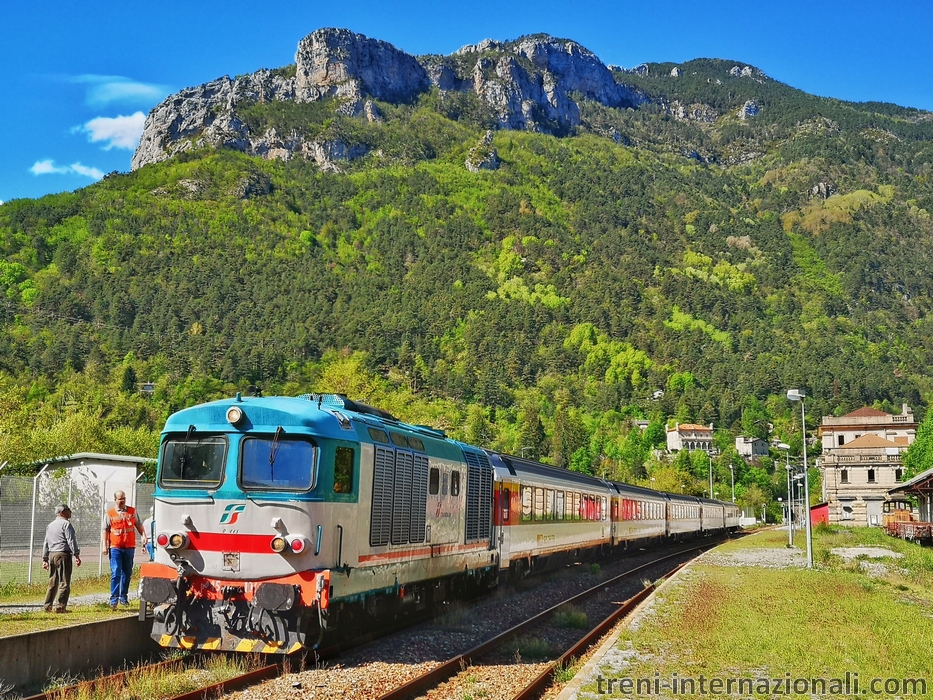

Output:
xmin=42 ymin=503 xmax=81 ymax=613
xmin=102 ymin=490 xmax=147 ymax=610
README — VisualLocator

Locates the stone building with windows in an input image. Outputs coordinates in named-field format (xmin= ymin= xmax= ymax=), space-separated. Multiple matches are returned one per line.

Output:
xmin=666 ymin=423 xmax=714 ymax=453
xmin=818 ymin=406 xmax=916 ymax=525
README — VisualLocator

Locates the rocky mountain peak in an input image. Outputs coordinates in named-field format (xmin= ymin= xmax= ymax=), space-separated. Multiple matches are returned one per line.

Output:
xmin=294 ymin=28 xmax=429 ymax=107
xmin=131 ymin=28 xmax=650 ymax=170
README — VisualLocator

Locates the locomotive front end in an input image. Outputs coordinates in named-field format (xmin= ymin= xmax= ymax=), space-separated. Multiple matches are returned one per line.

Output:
xmin=141 ymin=396 xmax=347 ymax=654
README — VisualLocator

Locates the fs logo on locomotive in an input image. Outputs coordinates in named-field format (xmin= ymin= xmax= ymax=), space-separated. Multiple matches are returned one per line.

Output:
xmin=219 ymin=503 xmax=247 ymax=525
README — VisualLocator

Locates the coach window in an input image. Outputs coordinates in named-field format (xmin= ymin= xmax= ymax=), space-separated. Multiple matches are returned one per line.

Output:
xmin=451 ymin=471 xmax=461 ymax=497
xmin=521 ymin=486 xmax=533 ymax=522
xmin=601 ymin=497 xmax=608 ymax=520
xmin=545 ymin=489 xmax=554 ymax=521
xmin=241 ymin=433 xmax=316 ymax=491
xmin=429 ymin=467 xmax=440 ymax=495
xmin=534 ymin=487 xmax=545 ymax=521
xmin=573 ymin=492 xmax=582 ymax=521
xmin=556 ymin=491 xmax=565 ymax=521
xmin=333 ymin=446 xmax=355 ymax=493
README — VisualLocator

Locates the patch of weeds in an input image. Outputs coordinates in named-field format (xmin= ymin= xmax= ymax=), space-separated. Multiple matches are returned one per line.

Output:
xmin=554 ymin=605 xmax=589 ymax=629
xmin=553 ymin=660 xmax=581 ymax=683
xmin=508 ymin=635 xmax=553 ymax=660
xmin=589 ymin=563 xmax=602 ymax=575
xmin=461 ymin=672 xmax=488 ymax=700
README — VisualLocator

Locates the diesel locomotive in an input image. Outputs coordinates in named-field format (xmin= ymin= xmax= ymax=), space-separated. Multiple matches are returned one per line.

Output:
xmin=140 ymin=393 xmax=740 ymax=653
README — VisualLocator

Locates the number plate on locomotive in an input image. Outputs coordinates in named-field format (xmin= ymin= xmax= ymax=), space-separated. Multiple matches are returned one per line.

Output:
xmin=223 ymin=552 xmax=240 ymax=571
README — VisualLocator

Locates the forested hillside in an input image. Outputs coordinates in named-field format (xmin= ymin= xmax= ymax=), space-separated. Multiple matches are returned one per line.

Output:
xmin=2 ymin=50 xmax=933 ymax=511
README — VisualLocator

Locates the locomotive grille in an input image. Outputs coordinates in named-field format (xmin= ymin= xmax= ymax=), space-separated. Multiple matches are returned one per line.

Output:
xmin=371 ymin=447 xmax=430 ymax=547
xmin=464 ymin=450 xmax=493 ymax=543
xmin=391 ymin=451 xmax=414 ymax=545
xmin=370 ymin=446 xmax=394 ymax=547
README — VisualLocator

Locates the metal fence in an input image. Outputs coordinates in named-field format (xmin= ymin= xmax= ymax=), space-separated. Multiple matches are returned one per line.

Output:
xmin=0 ymin=471 xmax=154 ymax=586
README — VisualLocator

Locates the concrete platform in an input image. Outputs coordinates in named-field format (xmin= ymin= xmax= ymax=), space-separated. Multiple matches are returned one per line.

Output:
xmin=0 ymin=614 xmax=159 ymax=692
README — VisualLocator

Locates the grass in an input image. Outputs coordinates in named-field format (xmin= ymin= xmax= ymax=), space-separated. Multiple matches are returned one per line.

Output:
xmin=42 ymin=652 xmax=262 ymax=700
xmin=0 ymin=570 xmax=131 ymax=637
xmin=508 ymin=635 xmax=553 ymax=661
xmin=553 ymin=604 xmax=588 ymax=629
xmin=594 ymin=528 xmax=933 ymax=699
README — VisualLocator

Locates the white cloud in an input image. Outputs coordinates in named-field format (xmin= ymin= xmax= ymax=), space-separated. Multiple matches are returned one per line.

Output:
xmin=30 ymin=159 xmax=70 ymax=175
xmin=71 ymin=75 xmax=170 ymax=106
xmin=30 ymin=160 xmax=104 ymax=180
xmin=81 ymin=112 xmax=147 ymax=150
xmin=70 ymin=163 xmax=105 ymax=179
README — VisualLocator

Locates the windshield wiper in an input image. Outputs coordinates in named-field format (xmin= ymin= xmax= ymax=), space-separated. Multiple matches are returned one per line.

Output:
xmin=179 ymin=425 xmax=196 ymax=479
xmin=269 ymin=426 xmax=285 ymax=480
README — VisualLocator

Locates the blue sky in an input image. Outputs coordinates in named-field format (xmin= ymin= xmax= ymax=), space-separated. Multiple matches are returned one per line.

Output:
xmin=2 ymin=1 xmax=931 ymax=204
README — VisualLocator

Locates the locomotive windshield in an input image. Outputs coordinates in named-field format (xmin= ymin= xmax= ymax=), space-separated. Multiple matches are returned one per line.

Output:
xmin=240 ymin=434 xmax=317 ymax=491
xmin=160 ymin=434 xmax=227 ymax=488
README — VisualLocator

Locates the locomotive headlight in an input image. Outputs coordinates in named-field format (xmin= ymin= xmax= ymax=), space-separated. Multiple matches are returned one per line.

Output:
xmin=270 ymin=536 xmax=288 ymax=553
xmin=166 ymin=532 xmax=189 ymax=550
xmin=226 ymin=406 xmax=244 ymax=425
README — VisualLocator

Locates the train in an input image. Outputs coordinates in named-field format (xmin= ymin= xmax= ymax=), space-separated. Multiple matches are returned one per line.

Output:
xmin=139 ymin=393 xmax=741 ymax=653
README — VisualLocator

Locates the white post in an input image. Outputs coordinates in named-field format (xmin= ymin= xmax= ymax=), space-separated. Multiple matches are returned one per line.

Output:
xmin=99 ymin=477 xmax=110 ymax=577
xmin=800 ymin=400 xmax=813 ymax=567
xmin=27 ymin=464 xmax=50 ymax=584
xmin=787 ymin=389 xmax=814 ymax=568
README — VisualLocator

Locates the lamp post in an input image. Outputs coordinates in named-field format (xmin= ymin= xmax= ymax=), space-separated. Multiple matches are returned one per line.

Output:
xmin=729 ymin=463 xmax=735 ymax=503
xmin=707 ymin=446 xmax=718 ymax=504
xmin=777 ymin=442 xmax=793 ymax=546
xmin=787 ymin=389 xmax=813 ymax=568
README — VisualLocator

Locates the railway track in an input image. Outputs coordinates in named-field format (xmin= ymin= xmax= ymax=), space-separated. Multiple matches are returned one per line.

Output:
xmin=372 ymin=545 xmax=703 ymax=700
xmin=22 ymin=537 xmax=726 ymax=700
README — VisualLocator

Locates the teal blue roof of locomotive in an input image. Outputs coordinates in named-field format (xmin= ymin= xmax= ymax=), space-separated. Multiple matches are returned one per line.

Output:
xmin=163 ymin=394 xmax=464 ymax=460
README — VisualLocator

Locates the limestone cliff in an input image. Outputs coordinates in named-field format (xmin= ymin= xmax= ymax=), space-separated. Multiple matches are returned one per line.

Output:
xmin=132 ymin=28 xmax=648 ymax=170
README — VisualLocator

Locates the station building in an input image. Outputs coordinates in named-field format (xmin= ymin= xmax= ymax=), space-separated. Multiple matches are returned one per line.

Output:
xmin=817 ymin=405 xmax=916 ymax=525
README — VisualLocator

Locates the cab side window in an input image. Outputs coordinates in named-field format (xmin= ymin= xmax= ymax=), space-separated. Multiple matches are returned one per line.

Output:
xmin=334 ymin=446 xmax=355 ymax=493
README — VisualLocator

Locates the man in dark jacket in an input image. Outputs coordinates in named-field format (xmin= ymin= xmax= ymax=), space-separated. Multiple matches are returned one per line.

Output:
xmin=42 ymin=503 xmax=81 ymax=613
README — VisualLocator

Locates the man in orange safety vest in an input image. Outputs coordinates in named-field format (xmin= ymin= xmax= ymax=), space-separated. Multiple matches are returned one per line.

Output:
xmin=101 ymin=490 xmax=147 ymax=610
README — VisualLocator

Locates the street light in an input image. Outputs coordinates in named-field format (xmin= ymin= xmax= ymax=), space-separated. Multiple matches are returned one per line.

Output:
xmin=777 ymin=442 xmax=793 ymax=546
xmin=707 ymin=446 xmax=718 ymax=505
xmin=787 ymin=389 xmax=813 ymax=568
xmin=729 ymin=463 xmax=735 ymax=503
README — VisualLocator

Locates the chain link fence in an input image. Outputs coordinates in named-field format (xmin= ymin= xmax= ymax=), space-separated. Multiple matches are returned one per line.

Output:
xmin=0 ymin=470 xmax=154 ymax=586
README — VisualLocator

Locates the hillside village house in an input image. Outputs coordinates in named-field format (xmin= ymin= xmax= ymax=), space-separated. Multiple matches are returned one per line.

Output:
xmin=818 ymin=405 xmax=917 ymax=526
xmin=735 ymin=436 xmax=769 ymax=459
xmin=666 ymin=423 xmax=714 ymax=453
